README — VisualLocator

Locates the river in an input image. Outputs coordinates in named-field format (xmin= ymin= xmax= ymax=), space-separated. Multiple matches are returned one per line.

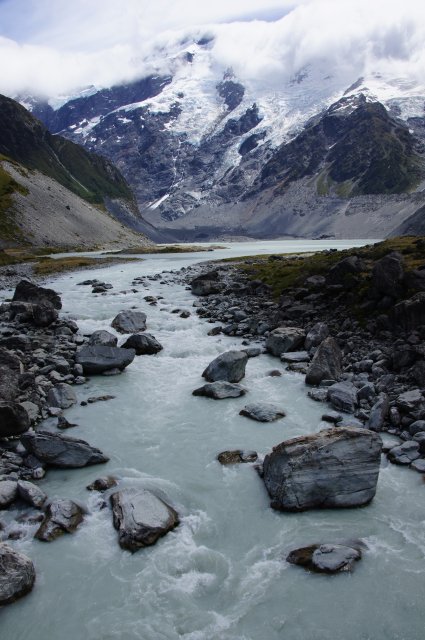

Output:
xmin=1 ymin=240 xmax=424 ymax=640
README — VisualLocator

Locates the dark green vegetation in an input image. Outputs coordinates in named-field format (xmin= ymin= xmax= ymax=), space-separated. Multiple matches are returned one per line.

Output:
xmin=258 ymin=96 xmax=425 ymax=197
xmin=0 ymin=94 xmax=134 ymax=205
xmin=0 ymin=161 xmax=28 ymax=244
xmin=228 ymin=236 xmax=425 ymax=305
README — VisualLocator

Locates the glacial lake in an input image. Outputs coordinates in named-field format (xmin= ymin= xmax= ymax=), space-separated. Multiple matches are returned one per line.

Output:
xmin=1 ymin=239 xmax=424 ymax=640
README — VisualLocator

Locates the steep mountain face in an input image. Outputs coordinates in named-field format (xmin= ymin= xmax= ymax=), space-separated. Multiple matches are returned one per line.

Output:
xmin=23 ymin=37 xmax=425 ymax=239
xmin=0 ymin=94 xmax=155 ymax=248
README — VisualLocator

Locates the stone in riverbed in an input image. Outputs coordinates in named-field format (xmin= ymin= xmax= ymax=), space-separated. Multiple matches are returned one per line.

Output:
xmin=305 ymin=337 xmax=342 ymax=386
xmin=121 ymin=333 xmax=163 ymax=355
xmin=12 ymin=279 xmax=62 ymax=309
xmin=287 ymin=541 xmax=363 ymax=574
xmin=239 ymin=403 xmax=286 ymax=422
xmin=17 ymin=480 xmax=47 ymax=509
xmin=110 ymin=489 xmax=179 ymax=552
xmin=266 ymin=327 xmax=306 ymax=357
xmin=281 ymin=351 xmax=310 ymax=363
xmin=202 ymin=350 xmax=248 ymax=383
xmin=217 ymin=450 xmax=258 ymax=465
xmin=35 ymin=499 xmax=84 ymax=541
xmin=387 ymin=441 xmax=420 ymax=465
xmin=111 ymin=310 xmax=147 ymax=334
xmin=0 ymin=543 xmax=36 ymax=605
xmin=0 ymin=347 xmax=23 ymax=401
xmin=47 ymin=383 xmax=77 ymax=410
xmin=193 ymin=381 xmax=246 ymax=399
xmin=0 ymin=480 xmax=18 ymax=509
xmin=88 ymin=330 xmax=118 ymax=347
xmin=0 ymin=401 xmax=30 ymax=438
xmin=87 ymin=476 xmax=118 ymax=492
xmin=367 ymin=393 xmax=389 ymax=431
xmin=304 ymin=322 xmax=329 ymax=350
xmin=75 ymin=345 xmax=135 ymax=374
xmin=263 ymin=427 xmax=382 ymax=511
xmin=327 ymin=382 xmax=358 ymax=413
xmin=21 ymin=430 xmax=109 ymax=468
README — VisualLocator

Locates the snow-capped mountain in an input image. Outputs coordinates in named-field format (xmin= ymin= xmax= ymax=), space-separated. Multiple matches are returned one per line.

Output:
xmin=21 ymin=32 xmax=425 ymax=239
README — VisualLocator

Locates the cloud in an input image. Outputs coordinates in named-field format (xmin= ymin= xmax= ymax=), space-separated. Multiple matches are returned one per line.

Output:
xmin=0 ymin=0 xmax=424 ymax=99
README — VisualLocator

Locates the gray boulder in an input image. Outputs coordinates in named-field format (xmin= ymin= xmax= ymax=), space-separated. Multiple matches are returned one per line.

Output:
xmin=217 ymin=450 xmax=258 ymax=465
xmin=387 ymin=441 xmax=420 ymax=465
xmin=110 ymin=489 xmax=179 ymax=551
xmin=0 ymin=543 xmax=36 ymax=605
xmin=111 ymin=310 xmax=147 ymax=334
xmin=88 ymin=330 xmax=118 ymax=347
xmin=0 ymin=348 xmax=23 ymax=401
xmin=0 ymin=401 xmax=30 ymax=438
xmin=32 ymin=302 xmax=58 ymax=327
xmin=239 ymin=403 xmax=286 ymax=422
xmin=13 ymin=279 xmax=62 ymax=309
xmin=202 ymin=350 xmax=248 ymax=383
xmin=396 ymin=389 xmax=424 ymax=413
xmin=121 ymin=333 xmax=163 ymax=355
xmin=409 ymin=420 xmax=425 ymax=436
xmin=21 ymin=431 xmax=109 ymax=468
xmin=370 ymin=252 xmax=404 ymax=298
xmin=327 ymin=382 xmax=358 ymax=413
xmin=75 ymin=345 xmax=135 ymax=374
xmin=326 ymin=256 xmax=363 ymax=285
xmin=0 ymin=480 xmax=18 ymax=509
xmin=86 ymin=476 xmax=118 ymax=492
xmin=47 ymin=383 xmax=77 ymax=409
xmin=304 ymin=322 xmax=329 ymax=350
xmin=305 ymin=337 xmax=342 ymax=386
xmin=190 ymin=271 xmax=223 ymax=296
xmin=287 ymin=542 xmax=363 ymax=574
xmin=393 ymin=293 xmax=425 ymax=332
xmin=193 ymin=381 xmax=246 ymax=399
xmin=266 ymin=327 xmax=306 ymax=357
xmin=17 ymin=480 xmax=47 ymax=508
xmin=411 ymin=459 xmax=425 ymax=473
xmin=35 ymin=499 xmax=84 ymax=541
xmin=367 ymin=394 xmax=389 ymax=431
xmin=263 ymin=427 xmax=382 ymax=511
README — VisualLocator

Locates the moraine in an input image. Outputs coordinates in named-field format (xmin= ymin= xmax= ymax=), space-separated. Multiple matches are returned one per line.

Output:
xmin=1 ymin=240 xmax=425 ymax=640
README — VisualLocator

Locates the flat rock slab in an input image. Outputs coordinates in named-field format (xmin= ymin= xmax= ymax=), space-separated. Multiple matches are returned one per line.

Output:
xmin=202 ymin=350 xmax=248 ymax=383
xmin=239 ymin=403 xmax=286 ymax=422
xmin=21 ymin=430 xmax=109 ymax=468
xmin=35 ymin=499 xmax=84 ymax=541
xmin=281 ymin=351 xmax=310 ymax=363
xmin=110 ymin=489 xmax=179 ymax=552
xmin=287 ymin=541 xmax=363 ymax=574
xmin=0 ymin=543 xmax=36 ymax=605
xmin=217 ymin=450 xmax=258 ymax=465
xmin=111 ymin=310 xmax=147 ymax=334
xmin=193 ymin=381 xmax=246 ymax=399
xmin=327 ymin=381 xmax=358 ymax=413
xmin=266 ymin=327 xmax=306 ymax=356
xmin=87 ymin=476 xmax=118 ymax=492
xmin=76 ymin=345 xmax=135 ymax=374
xmin=121 ymin=333 xmax=163 ymax=355
xmin=263 ymin=427 xmax=382 ymax=511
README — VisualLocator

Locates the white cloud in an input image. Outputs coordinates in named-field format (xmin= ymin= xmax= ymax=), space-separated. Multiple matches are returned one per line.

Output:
xmin=0 ymin=0 xmax=424 ymax=98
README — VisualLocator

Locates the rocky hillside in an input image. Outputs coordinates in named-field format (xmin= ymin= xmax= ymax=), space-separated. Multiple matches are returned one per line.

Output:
xmin=0 ymin=94 xmax=157 ymax=249
xmin=21 ymin=36 xmax=425 ymax=240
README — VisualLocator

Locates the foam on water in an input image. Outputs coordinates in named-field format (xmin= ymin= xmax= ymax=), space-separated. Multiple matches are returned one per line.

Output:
xmin=2 ymin=241 xmax=425 ymax=640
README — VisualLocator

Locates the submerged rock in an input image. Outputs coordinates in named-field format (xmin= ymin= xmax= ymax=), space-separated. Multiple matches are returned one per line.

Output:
xmin=111 ymin=310 xmax=147 ymax=334
xmin=76 ymin=345 xmax=135 ymax=374
xmin=35 ymin=499 xmax=84 ymax=541
xmin=202 ymin=350 xmax=248 ymax=383
xmin=110 ymin=489 xmax=179 ymax=552
xmin=121 ymin=333 xmax=163 ymax=355
xmin=0 ymin=543 xmax=36 ymax=605
xmin=239 ymin=403 xmax=286 ymax=422
xmin=263 ymin=427 xmax=382 ymax=511
xmin=192 ymin=381 xmax=246 ymax=399
xmin=21 ymin=431 xmax=109 ymax=468
xmin=287 ymin=541 xmax=364 ymax=574
xmin=86 ymin=476 xmax=118 ymax=492
xmin=217 ymin=450 xmax=258 ymax=465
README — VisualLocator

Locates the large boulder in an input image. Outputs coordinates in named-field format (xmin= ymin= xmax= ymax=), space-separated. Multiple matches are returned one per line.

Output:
xmin=0 ymin=401 xmax=30 ymax=438
xmin=326 ymin=256 xmax=363 ymax=285
xmin=88 ymin=330 xmax=118 ymax=347
xmin=305 ymin=337 xmax=342 ymax=386
xmin=35 ymin=499 xmax=84 ymax=541
xmin=75 ymin=345 xmax=135 ymax=374
xmin=266 ymin=327 xmax=306 ymax=356
xmin=193 ymin=381 xmax=246 ymax=399
xmin=31 ymin=302 xmax=58 ymax=327
xmin=21 ymin=431 xmax=109 ymax=468
xmin=263 ymin=427 xmax=382 ymax=511
xmin=0 ymin=543 xmax=36 ymax=605
xmin=47 ymin=383 xmax=77 ymax=409
xmin=202 ymin=350 xmax=249 ymax=383
xmin=327 ymin=382 xmax=358 ymax=413
xmin=190 ymin=271 xmax=224 ymax=296
xmin=121 ymin=333 xmax=163 ymax=355
xmin=367 ymin=394 xmax=390 ymax=431
xmin=393 ymin=293 xmax=425 ymax=332
xmin=304 ymin=322 xmax=329 ymax=351
xmin=17 ymin=480 xmax=47 ymax=508
xmin=12 ymin=279 xmax=62 ymax=309
xmin=0 ymin=348 xmax=23 ymax=401
xmin=0 ymin=480 xmax=18 ymax=509
xmin=370 ymin=252 xmax=404 ymax=299
xmin=110 ymin=489 xmax=179 ymax=551
xmin=111 ymin=310 xmax=147 ymax=334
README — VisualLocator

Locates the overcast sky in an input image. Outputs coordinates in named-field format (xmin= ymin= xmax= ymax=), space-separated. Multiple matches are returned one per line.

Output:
xmin=0 ymin=0 xmax=424 ymax=98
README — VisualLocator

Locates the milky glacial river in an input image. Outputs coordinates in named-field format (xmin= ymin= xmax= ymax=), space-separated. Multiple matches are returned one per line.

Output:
xmin=2 ymin=240 xmax=425 ymax=640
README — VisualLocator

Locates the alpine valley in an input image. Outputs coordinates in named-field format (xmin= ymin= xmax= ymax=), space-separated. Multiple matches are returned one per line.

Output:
xmin=19 ymin=30 xmax=425 ymax=241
